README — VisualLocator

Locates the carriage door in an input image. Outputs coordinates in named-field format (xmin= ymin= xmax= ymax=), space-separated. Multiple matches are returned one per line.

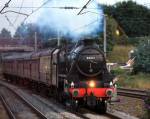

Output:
xmin=52 ymin=49 xmax=60 ymax=86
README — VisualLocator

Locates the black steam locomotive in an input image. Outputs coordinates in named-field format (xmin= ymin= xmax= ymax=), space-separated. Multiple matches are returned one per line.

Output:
xmin=2 ymin=38 xmax=116 ymax=113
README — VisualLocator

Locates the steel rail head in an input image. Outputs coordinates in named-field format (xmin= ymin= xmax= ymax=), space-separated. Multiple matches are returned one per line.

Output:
xmin=0 ymin=84 xmax=48 ymax=119
xmin=0 ymin=94 xmax=16 ymax=119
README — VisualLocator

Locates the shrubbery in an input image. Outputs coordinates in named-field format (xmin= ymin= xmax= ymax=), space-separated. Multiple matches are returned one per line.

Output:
xmin=133 ymin=40 xmax=150 ymax=73
xmin=132 ymin=40 xmax=150 ymax=118
xmin=111 ymin=67 xmax=125 ymax=75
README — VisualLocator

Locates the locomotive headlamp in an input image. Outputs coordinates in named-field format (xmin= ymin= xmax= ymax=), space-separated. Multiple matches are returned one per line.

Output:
xmin=71 ymin=81 xmax=75 ymax=88
xmin=89 ymin=80 xmax=95 ymax=88
xmin=110 ymin=81 xmax=113 ymax=86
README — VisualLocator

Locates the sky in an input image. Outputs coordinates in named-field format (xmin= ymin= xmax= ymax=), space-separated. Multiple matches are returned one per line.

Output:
xmin=0 ymin=0 xmax=149 ymax=36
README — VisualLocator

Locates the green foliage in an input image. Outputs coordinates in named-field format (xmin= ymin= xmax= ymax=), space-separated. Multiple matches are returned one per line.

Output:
xmin=103 ymin=1 xmax=150 ymax=37
xmin=133 ymin=40 xmax=150 ymax=73
xmin=107 ymin=45 xmax=134 ymax=63
xmin=14 ymin=23 xmax=53 ymax=41
xmin=127 ymin=37 xmax=141 ymax=45
xmin=0 ymin=28 xmax=12 ymax=38
xmin=105 ymin=16 xmax=116 ymax=51
xmin=127 ymin=36 xmax=150 ymax=46
xmin=99 ymin=16 xmax=128 ymax=52
xmin=111 ymin=67 xmax=125 ymax=75
xmin=14 ymin=23 xmax=74 ymax=48
xmin=115 ymin=72 xmax=150 ymax=89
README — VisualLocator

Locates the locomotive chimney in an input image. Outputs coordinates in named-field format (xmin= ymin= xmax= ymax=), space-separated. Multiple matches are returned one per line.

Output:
xmin=82 ymin=38 xmax=95 ymax=46
xmin=75 ymin=38 xmax=97 ymax=48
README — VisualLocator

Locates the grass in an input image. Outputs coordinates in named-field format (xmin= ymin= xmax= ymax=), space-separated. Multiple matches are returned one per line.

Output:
xmin=118 ymin=73 xmax=150 ymax=89
xmin=107 ymin=45 xmax=134 ymax=63
xmin=112 ymin=68 xmax=150 ymax=89
xmin=107 ymin=45 xmax=150 ymax=89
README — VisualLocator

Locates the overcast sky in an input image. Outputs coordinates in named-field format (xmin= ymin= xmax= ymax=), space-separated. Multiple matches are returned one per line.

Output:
xmin=0 ymin=0 xmax=149 ymax=36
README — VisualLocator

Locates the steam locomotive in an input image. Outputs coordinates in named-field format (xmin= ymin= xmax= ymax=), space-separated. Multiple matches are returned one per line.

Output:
xmin=2 ymin=38 xmax=116 ymax=113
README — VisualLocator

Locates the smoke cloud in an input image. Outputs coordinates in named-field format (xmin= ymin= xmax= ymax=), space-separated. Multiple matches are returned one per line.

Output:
xmin=26 ymin=0 xmax=104 ymax=39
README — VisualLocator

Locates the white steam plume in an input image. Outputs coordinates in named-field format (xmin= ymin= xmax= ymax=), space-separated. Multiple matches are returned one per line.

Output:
xmin=26 ymin=0 xmax=104 ymax=39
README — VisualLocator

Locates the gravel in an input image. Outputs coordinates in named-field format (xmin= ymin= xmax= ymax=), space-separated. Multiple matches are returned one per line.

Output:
xmin=110 ymin=96 xmax=145 ymax=118
xmin=0 ymin=86 xmax=40 ymax=119
xmin=0 ymin=80 xmax=83 ymax=119
xmin=31 ymin=94 xmax=82 ymax=119
xmin=0 ymin=99 xmax=9 ymax=119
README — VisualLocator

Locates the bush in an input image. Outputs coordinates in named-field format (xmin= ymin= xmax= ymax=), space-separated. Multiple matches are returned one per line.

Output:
xmin=133 ymin=40 xmax=150 ymax=73
xmin=127 ymin=37 xmax=150 ymax=46
xmin=111 ymin=67 xmax=125 ymax=75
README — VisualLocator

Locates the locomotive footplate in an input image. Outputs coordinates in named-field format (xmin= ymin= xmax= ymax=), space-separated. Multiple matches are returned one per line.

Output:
xmin=87 ymin=94 xmax=97 ymax=107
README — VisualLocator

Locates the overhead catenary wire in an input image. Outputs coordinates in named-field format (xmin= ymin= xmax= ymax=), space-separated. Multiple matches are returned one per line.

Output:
xmin=72 ymin=19 xmax=101 ymax=32
xmin=6 ymin=6 xmax=80 ymax=9
xmin=28 ymin=0 xmax=51 ymax=15
xmin=3 ymin=0 xmax=103 ymax=35
xmin=0 ymin=0 xmax=28 ymax=18
xmin=0 ymin=0 xmax=12 ymax=13
xmin=77 ymin=0 xmax=92 ymax=15
xmin=3 ymin=1 xmax=150 ymax=9
xmin=22 ymin=0 xmax=51 ymax=23
xmin=13 ymin=0 xmax=25 ymax=24
xmin=5 ymin=6 xmax=150 ymax=9
xmin=5 ymin=15 xmax=16 ymax=30
xmin=2 ymin=0 xmax=150 ymax=18
xmin=1 ymin=1 xmax=150 ymax=13
xmin=1 ymin=10 xmax=29 ymax=16
xmin=0 ymin=0 xmax=27 ymax=37
xmin=1 ymin=0 xmax=150 ymax=35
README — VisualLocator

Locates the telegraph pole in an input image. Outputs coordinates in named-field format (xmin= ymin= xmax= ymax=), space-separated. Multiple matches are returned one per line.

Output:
xmin=103 ymin=15 xmax=107 ymax=58
xmin=34 ymin=32 xmax=37 ymax=52
xmin=57 ymin=30 xmax=60 ymax=47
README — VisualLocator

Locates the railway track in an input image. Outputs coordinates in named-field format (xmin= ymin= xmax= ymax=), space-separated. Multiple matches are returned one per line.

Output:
xmin=117 ymin=87 xmax=148 ymax=99
xmin=32 ymin=93 xmax=119 ymax=119
xmin=31 ymin=94 xmax=90 ymax=119
xmin=0 ymin=95 xmax=11 ymax=119
xmin=0 ymin=85 xmax=47 ymax=119
xmin=0 ymin=94 xmax=19 ymax=119
xmin=0 ymin=80 xmax=121 ymax=119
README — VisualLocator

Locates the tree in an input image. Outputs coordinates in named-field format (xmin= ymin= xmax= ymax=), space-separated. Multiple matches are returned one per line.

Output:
xmin=14 ymin=23 xmax=42 ymax=40
xmin=107 ymin=16 xmax=128 ymax=49
xmin=42 ymin=35 xmax=74 ymax=48
xmin=103 ymin=1 xmax=150 ymax=37
xmin=14 ymin=23 xmax=58 ymax=40
xmin=133 ymin=40 xmax=150 ymax=73
xmin=98 ymin=16 xmax=128 ymax=52
xmin=14 ymin=23 xmax=74 ymax=48
xmin=0 ymin=28 xmax=12 ymax=38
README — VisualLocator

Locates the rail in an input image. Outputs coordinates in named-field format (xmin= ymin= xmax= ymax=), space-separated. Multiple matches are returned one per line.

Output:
xmin=117 ymin=87 xmax=148 ymax=99
xmin=0 ymin=94 xmax=16 ymax=119
xmin=0 ymin=84 xmax=48 ymax=119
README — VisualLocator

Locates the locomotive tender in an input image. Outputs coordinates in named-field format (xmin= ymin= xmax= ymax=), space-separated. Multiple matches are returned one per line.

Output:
xmin=2 ymin=38 xmax=116 ymax=113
